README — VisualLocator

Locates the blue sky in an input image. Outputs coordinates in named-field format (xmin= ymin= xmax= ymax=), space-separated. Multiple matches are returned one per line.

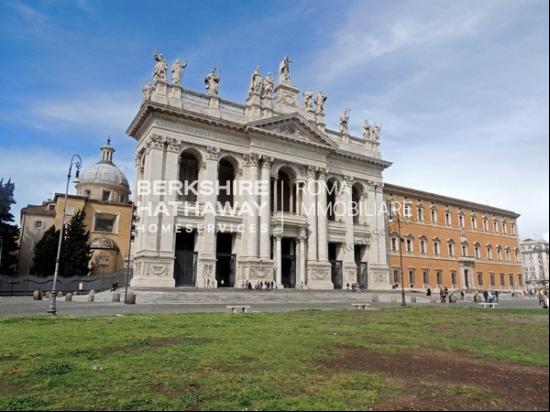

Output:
xmin=0 ymin=0 xmax=548 ymax=240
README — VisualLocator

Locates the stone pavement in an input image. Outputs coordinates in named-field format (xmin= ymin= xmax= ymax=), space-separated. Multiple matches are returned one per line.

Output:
xmin=0 ymin=289 xmax=544 ymax=317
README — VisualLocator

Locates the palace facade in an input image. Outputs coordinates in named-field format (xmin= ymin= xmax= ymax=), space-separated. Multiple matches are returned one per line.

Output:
xmin=384 ymin=184 xmax=523 ymax=291
xmin=128 ymin=55 xmax=391 ymax=289
xmin=17 ymin=141 xmax=132 ymax=275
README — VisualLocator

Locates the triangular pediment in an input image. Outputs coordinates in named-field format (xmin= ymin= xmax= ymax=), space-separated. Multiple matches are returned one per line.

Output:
xmin=246 ymin=113 xmax=338 ymax=149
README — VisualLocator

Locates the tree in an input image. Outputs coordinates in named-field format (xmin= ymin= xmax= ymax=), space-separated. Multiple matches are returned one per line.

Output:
xmin=60 ymin=210 xmax=91 ymax=277
xmin=30 ymin=225 xmax=60 ymax=277
xmin=0 ymin=179 xmax=20 ymax=274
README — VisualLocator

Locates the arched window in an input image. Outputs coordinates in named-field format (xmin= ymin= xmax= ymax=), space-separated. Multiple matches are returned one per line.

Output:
xmin=274 ymin=168 xmax=296 ymax=213
xmin=217 ymin=158 xmax=236 ymax=207
xmin=179 ymin=151 xmax=200 ymax=202
xmin=326 ymin=178 xmax=339 ymax=221
xmin=447 ymin=240 xmax=456 ymax=257
xmin=351 ymin=183 xmax=363 ymax=224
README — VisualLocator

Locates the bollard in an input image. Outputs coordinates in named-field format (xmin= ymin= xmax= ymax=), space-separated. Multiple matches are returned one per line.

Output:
xmin=65 ymin=293 xmax=73 ymax=302
xmin=112 ymin=292 xmax=121 ymax=303
xmin=125 ymin=292 xmax=136 ymax=305
xmin=32 ymin=290 xmax=43 ymax=301
xmin=88 ymin=291 xmax=95 ymax=303
xmin=370 ymin=294 xmax=379 ymax=303
xmin=449 ymin=293 xmax=458 ymax=303
xmin=57 ymin=291 xmax=64 ymax=297
xmin=410 ymin=296 xmax=416 ymax=304
xmin=45 ymin=291 xmax=51 ymax=299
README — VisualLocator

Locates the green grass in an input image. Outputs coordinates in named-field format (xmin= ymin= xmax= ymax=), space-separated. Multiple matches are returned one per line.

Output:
xmin=0 ymin=307 xmax=547 ymax=410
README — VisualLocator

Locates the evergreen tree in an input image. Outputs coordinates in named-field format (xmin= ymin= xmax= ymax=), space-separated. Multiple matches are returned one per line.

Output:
xmin=0 ymin=179 xmax=20 ymax=274
xmin=30 ymin=225 xmax=60 ymax=276
xmin=60 ymin=210 xmax=91 ymax=277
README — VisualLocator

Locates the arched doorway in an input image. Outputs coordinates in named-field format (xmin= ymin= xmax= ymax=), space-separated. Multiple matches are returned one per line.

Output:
xmin=272 ymin=168 xmax=296 ymax=213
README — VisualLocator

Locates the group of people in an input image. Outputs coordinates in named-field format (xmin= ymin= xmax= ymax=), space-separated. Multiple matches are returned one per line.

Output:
xmin=346 ymin=283 xmax=367 ymax=293
xmin=482 ymin=290 xmax=500 ymax=303
xmin=241 ymin=280 xmax=277 ymax=290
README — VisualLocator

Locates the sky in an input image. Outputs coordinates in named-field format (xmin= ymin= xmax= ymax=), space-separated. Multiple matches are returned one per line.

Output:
xmin=0 ymin=0 xmax=548 ymax=240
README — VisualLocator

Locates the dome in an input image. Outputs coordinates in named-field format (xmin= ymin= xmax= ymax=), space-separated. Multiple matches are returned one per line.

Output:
xmin=76 ymin=139 xmax=130 ymax=203
xmin=79 ymin=162 xmax=129 ymax=188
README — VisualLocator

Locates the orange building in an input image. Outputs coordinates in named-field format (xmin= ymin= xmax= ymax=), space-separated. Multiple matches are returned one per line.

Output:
xmin=384 ymin=184 xmax=523 ymax=292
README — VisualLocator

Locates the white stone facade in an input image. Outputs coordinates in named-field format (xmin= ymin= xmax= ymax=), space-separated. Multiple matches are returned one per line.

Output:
xmin=127 ymin=56 xmax=391 ymax=290
xmin=520 ymin=239 xmax=549 ymax=284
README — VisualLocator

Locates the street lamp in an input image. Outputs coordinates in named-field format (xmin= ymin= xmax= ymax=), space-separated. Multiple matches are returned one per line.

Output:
xmin=388 ymin=201 xmax=407 ymax=307
xmin=48 ymin=154 xmax=82 ymax=315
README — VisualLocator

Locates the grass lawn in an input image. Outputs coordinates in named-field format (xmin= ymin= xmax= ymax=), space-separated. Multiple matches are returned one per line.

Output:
xmin=0 ymin=307 xmax=548 ymax=411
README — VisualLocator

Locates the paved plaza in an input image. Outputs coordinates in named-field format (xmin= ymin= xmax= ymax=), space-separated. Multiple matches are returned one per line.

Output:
xmin=0 ymin=290 xmax=544 ymax=317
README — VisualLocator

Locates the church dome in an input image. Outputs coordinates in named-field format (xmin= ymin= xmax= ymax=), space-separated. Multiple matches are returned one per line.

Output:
xmin=76 ymin=139 xmax=130 ymax=203
xmin=79 ymin=162 xmax=129 ymax=188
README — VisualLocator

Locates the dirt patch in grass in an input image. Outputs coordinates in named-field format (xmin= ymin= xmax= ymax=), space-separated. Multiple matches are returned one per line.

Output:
xmin=319 ymin=345 xmax=549 ymax=410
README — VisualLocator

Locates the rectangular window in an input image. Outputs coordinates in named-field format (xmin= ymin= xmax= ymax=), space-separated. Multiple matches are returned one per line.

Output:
xmin=436 ymin=270 xmax=442 ymax=286
xmin=33 ymin=220 xmax=44 ymax=229
xmin=423 ymin=270 xmax=429 ymax=284
xmin=450 ymin=271 xmax=457 ymax=286
xmin=403 ymin=203 xmax=412 ymax=218
xmin=420 ymin=240 xmax=427 ymax=255
xmin=94 ymin=213 xmax=117 ymax=233
xmin=417 ymin=208 xmax=424 ymax=222
xmin=445 ymin=212 xmax=452 ymax=226
xmin=499 ymin=273 xmax=505 ymax=286
xmin=102 ymin=190 xmax=111 ymax=202
xmin=431 ymin=208 xmax=437 ymax=223
xmin=393 ymin=269 xmax=400 ymax=284
xmin=490 ymin=273 xmax=495 ymax=286
xmin=477 ymin=272 xmax=483 ymax=286
xmin=406 ymin=238 xmax=413 ymax=253
xmin=391 ymin=237 xmax=398 ymax=252
xmin=509 ymin=274 xmax=514 ymax=287
xmin=471 ymin=217 xmax=477 ymax=230
xmin=483 ymin=219 xmax=489 ymax=231
xmin=409 ymin=269 xmax=415 ymax=286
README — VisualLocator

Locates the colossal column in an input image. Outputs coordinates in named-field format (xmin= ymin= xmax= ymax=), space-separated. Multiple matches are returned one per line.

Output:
xmin=317 ymin=169 xmax=329 ymax=262
xmin=243 ymin=153 xmax=259 ymax=258
xmin=304 ymin=166 xmax=318 ymax=262
xmin=275 ymin=233 xmax=282 ymax=287
xmin=341 ymin=176 xmax=358 ymax=286
xmin=259 ymin=157 xmax=272 ymax=259
xmin=195 ymin=146 xmax=220 ymax=288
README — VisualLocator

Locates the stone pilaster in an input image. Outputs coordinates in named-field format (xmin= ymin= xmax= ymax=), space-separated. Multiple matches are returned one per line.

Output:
xmin=366 ymin=182 xmax=390 ymax=290
xmin=304 ymin=166 xmax=318 ymax=262
xmin=275 ymin=233 xmax=283 ymax=288
xmin=342 ymin=176 xmax=357 ymax=285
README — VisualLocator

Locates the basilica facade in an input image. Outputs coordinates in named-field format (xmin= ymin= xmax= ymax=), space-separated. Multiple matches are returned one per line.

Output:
xmin=127 ymin=55 xmax=392 ymax=290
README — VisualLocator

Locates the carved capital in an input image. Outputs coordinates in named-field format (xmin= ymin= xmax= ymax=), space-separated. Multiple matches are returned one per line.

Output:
xmin=243 ymin=153 xmax=259 ymax=167
xmin=205 ymin=145 xmax=220 ymax=161
xmin=306 ymin=165 xmax=317 ymax=179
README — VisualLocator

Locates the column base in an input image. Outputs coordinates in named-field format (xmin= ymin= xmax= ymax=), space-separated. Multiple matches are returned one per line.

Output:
xmin=195 ymin=256 xmax=217 ymax=288
xmin=306 ymin=261 xmax=334 ymax=289
xmin=367 ymin=264 xmax=392 ymax=290
xmin=238 ymin=258 xmax=274 ymax=286
xmin=130 ymin=255 xmax=175 ymax=288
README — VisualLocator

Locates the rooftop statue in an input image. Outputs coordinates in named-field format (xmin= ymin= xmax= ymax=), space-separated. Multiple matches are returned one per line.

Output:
xmin=278 ymin=56 xmax=292 ymax=83
xmin=339 ymin=108 xmax=350 ymax=134
xmin=205 ymin=68 xmax=220 ymax=96
xmin=371 ymin=122 xmax=381 ymax=141
xmin=315 ymin=91 xmax=327 ymax=114
xmin=362 ymin=119 xmax=371 ymax=139
xmin=303 ymin=88 xmax=314 ymax=111
xmin=248 ymin=66 xmax=262 ymax=98
xmin=262 ymin=73 xmax=274 ymax=98
xmin=171 ymin=58 xmax=188 ymax=86
xmin=153 ymin=52 xmax=167 ymax=82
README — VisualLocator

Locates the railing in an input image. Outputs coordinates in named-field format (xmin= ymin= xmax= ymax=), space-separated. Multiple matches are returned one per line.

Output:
xmin=0 ymin=270 xmax=131 ymax=296
xmin=219 ymin=98 xmax=246 ymax=114
xmin=181 ymin=88 xmax=211 ymax=107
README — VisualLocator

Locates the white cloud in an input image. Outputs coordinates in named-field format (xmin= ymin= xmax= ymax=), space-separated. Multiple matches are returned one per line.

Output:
xmin=30 ymin=92 xmax=139 ymax=134
xmin=8 ymin=1 xmax=47 ymax=25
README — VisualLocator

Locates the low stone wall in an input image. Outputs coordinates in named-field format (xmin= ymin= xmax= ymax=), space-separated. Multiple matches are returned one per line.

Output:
xmin=0 ymin=271 xmax=131 ymax=296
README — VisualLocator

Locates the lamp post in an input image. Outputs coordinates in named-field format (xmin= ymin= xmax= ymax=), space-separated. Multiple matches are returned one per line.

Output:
xmin=388 ymin=201 xmax=407 ymax=307
xmin=48 ymin=154 xmax=82 ymax=315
